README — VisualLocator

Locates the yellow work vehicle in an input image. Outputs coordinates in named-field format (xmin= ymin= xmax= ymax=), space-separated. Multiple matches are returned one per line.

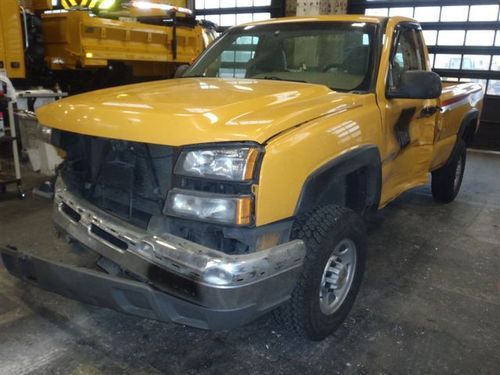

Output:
xmin=1 ymin=15 xmax=483 ymax=341
xmin=0 ymin=0 xmax=215 ymax=94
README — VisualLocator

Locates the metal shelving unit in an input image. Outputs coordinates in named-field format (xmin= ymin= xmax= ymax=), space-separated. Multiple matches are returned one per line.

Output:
xmin=0 ymin=97 xmax=25 ymax=198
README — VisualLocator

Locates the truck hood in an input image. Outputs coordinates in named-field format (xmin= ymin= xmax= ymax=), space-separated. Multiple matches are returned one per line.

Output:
xmin=37 ymin=78 xmax=359 ymax=146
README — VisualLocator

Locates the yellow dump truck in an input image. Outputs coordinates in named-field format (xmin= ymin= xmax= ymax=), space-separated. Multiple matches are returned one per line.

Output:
xmin=0 ymin=0 xmax=215 ymax=93
xmin=1 ymin=15 xmax=483 ymax=340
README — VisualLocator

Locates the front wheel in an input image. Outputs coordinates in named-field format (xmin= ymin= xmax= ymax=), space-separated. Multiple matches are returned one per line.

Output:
xmin=275 ymin=205 xmax=366 ymax=341
xmin=431 ymin=140 xmax=466 ymax=203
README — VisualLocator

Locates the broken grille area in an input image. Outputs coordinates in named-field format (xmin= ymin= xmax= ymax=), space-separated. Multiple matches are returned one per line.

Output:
xmin=54 ymin=130 xmax=175 ymax=228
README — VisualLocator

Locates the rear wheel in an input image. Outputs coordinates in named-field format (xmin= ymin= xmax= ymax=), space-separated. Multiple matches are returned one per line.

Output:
xmin=431 ymin=141 xmax=466 ymax=203
xmin=275 ymin=205 xmax=366 ymax=341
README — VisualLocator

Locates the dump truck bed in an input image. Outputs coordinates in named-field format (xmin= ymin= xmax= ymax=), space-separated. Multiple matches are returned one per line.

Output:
xmin=42 ymin=11 xmax=207 ymax=72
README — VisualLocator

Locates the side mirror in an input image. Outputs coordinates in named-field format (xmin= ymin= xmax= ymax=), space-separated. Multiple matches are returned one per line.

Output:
xmin=174 ymin=64 xmax=190 ymax=78
xmin=387 ymin=70 xmax=442 ymax=99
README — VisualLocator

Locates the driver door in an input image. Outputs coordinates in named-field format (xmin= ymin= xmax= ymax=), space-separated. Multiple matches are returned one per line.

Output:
xmin=377 ymin=22 xmax=440 ymax=206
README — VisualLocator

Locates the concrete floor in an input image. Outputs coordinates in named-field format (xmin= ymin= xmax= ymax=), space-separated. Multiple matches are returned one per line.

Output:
xmin=0 ymin=150 xmax=499 ymax=375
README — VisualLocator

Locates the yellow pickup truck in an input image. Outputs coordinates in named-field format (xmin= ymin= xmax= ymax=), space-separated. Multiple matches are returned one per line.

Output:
xmin=1 ymin=15 xmax=483 ymax=340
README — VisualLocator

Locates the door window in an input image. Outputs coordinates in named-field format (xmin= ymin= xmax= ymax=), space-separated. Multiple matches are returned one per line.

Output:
xmin=389 ymin=27 xmax=426 ymax=89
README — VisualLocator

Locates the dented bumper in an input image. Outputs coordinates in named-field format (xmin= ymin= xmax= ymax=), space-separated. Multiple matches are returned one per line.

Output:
xmin=0 ymin=186 xmax=305 ymax=329
xmin=0 ymin=246 xmax=289 ymax=329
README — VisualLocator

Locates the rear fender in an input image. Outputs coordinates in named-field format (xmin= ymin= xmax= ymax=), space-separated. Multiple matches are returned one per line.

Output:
xmin=446 ymin=109 xmax=479 ymax=166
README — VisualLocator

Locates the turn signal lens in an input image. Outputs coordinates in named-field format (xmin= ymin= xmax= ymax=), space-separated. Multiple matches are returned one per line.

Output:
xmin=166 ymin=189 xmax=252 ymax=226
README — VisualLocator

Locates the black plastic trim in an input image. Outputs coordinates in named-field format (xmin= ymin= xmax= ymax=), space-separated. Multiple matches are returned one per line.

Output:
xmin=294 ymin=145 xmax=382 ymax=217
xmin=440 ymin=108 xmax=479 ymax=168
xmin=60 ymin=202 xmax=81 ymax=223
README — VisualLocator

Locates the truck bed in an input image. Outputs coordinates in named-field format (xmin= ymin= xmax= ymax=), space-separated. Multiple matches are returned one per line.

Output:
xmin=42 ymin=11 xmax=206 ymax=72
xmin=430 ymin=82 xmax=483 ymax=169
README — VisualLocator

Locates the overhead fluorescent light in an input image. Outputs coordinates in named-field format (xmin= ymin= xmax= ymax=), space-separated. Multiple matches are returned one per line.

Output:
xmin=131 ymin=1 xmax=192 ymax=15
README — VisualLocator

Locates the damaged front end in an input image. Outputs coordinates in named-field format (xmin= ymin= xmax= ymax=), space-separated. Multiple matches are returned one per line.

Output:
xmin=0 ymin=130 xmax=306 ymax=329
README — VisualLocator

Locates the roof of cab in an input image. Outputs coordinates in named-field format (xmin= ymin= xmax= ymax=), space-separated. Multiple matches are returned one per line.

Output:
xmin=239 ymin=14 xmax=417 ymax=27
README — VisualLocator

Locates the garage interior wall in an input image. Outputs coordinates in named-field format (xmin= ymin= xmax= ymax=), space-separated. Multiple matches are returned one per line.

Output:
xmin=289 ymin=0 xmax=348 ymax=16
xmin=349 ymin=0 xmax=500 ymax=151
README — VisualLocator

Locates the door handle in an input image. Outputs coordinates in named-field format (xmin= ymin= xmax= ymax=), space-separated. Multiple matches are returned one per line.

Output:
xmin=419 ymin=106 xmax=440 ymax=118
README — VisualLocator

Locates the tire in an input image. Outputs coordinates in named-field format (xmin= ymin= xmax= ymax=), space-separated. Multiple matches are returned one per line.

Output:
xmin=431 ymin=140 xmax=466 ymax=203
xmin=275 ymin=205 xmax=366 ymax=341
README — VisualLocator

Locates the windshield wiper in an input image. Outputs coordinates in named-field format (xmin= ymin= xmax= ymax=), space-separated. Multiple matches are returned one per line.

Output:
xmin=262 ymin=76 xmax=307 ymax=84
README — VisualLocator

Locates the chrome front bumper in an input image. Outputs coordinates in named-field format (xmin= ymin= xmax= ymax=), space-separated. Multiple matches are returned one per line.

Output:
xmin=45 ymin=180 xmax=306 ymax=328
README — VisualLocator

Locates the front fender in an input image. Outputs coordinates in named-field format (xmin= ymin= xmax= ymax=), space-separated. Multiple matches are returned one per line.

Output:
xmin=254 ymin=94 xmax=383 ymax=226
xmin=294 ymin=145 xmax=382 ymax=216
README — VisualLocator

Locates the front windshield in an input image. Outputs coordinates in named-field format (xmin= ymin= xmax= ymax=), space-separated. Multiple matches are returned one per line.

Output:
xmin=186 ymin=21 xmax=377 ymax=92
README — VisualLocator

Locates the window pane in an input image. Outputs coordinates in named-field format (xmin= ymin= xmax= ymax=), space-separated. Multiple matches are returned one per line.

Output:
xmin=220 ymin=14 xmax=236 ymax=27
xmin=492 ymin=56 xmax=500 ymax=71
xmin=496 ymin=32 xmax=500 ymax=46
xmin=428 ymin=53 xmax=435 ymax=68
xmin=461 ymin=55 xmax=491 ymax=70
xmin=469 ymin=5 xmax=499 ymax=22
xmin=253 ymin=0 xmax=272 ymax=5
xmin=441 ymin=6 xmax=468 ymax=22
xmin=221 ymin=50 xmax=235 ymax=62
xmin=253 ymin=12 xmax=271 ymax=22
xmin=236 ymin=13 xmax=253 ymax=24
xmin=220 ymin=0 xmax=236 ymax=8
xmin=414 ymin=7 xmax=440 ymax=22
xmin=204 ymin=0 xmax=219 ymax=9
xmin=434 ymin=54 xmax=462 ymax=69
xmin=236 ymin=0 xmax=252 ymax=7
xmin=438 ymin=30 xmax=465 ymax=46
xmin=235 ymin=50 xmax=253 ymax=62
xmin=365 ymin=8 xmax=388 ymax=17
xmin=234 ymin=69 xmax=247 ymax=77
xmin=422 ymin=30 xmax=437 ymax=46
xmin=195 ymin=0 xmax=205 ymax=10
xmin=389 ymin=7 xmax=413 ymax=18
xmin=205 ymin=15 xmax=220 ymax=25
xmin=442 ymin=77 xmax=459 ymax=82
xmin=487 ymin=80 xmax=500 ymax=95
xmin=392 ymin=29 xmax=425 ymax=87
xmin=466 ymin=30 xmax=495 ymax=46
xmin=219 ymin=68 xmax=235 ymax=78
xmin=236 ymin=36 xmax=258 ymax=44
xmin=218 ymin=35 xmax=259 ymax=78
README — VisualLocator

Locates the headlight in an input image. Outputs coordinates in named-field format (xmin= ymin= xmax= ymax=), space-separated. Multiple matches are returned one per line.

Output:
xmin=175 ymin=146 xmax=259 ymax=181
xmin=166 ymin=189 xmax=252 ymax=225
